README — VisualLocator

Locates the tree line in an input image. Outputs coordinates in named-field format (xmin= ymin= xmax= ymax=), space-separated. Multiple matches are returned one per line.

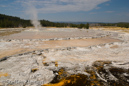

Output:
xmin=0 ymin=14 xmax=32 ymax=28
xmin=1 ymin=13 xmax=129 ymax=29
xmin=0 ymin=14 xmax=89 ymax=29
xmin=97 ymin=23 xmax=129 ymax=28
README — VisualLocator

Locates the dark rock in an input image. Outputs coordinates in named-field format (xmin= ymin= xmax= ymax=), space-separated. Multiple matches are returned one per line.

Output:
xmin=0 ymin=57 xmax=9 ymax=62
xmin=31 ymin=68 xmax=38 ymax=73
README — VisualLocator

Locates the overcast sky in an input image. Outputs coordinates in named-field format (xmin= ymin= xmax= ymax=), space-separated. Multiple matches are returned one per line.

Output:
xmin=0 ymin=0 xmax=129 ymax=22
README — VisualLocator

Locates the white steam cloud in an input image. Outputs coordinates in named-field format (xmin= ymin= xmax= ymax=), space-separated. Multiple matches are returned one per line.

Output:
xmin=25 ymin=0 xmax=41 ymax=29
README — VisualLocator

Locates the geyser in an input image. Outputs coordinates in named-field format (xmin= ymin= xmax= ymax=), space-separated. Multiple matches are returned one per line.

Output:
xmin=26 ymin=0 xmax=42 ymax=30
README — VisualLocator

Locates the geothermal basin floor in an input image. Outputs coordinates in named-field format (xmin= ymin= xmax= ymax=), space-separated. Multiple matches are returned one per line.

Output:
xmin=0 ymin=28 xmax=129 ymax=86
xmin=0 ymin=28 xmax=111 ymax=39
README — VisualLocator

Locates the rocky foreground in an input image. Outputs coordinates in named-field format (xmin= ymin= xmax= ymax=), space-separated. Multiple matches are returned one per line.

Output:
xmin=0 ymin=28 xmax=129 ymax=86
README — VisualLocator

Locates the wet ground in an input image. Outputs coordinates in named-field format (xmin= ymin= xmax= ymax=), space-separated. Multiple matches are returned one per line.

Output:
xmin=0 ymin=28 xmax=109 ymax=39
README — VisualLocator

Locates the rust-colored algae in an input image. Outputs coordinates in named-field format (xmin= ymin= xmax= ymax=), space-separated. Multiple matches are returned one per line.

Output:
xmin=42 ymin=61 xmax=129 ymax=86
xmin=42 ymin=74 xmax=88 ymax=86
xmin=55 ymin=61 xmax=58 ymax=67
xmin=0 ymin=72 xmax=9 ymax=78
xmin=42 ymin=74 xmax=104 ymax=86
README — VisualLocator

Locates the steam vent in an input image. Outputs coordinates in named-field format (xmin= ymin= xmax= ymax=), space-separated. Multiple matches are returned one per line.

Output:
xmin=0 ymin=28 xmax=129 ymax=86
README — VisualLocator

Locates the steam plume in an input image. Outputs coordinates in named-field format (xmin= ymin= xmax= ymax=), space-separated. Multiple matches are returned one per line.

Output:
xmin=26 ymin=0 xmax=41 ymax=29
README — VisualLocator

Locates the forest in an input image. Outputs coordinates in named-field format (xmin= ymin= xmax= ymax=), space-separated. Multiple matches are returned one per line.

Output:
xmin=0 ymin=14 xmax=89 ymax=29
xmin=1 ymin=13 xmax=129 ymax=29
xmin=98 ymin=22 xmax=129 ymax=28
xmin=0 ymin=14 xmax=31 ymax=28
